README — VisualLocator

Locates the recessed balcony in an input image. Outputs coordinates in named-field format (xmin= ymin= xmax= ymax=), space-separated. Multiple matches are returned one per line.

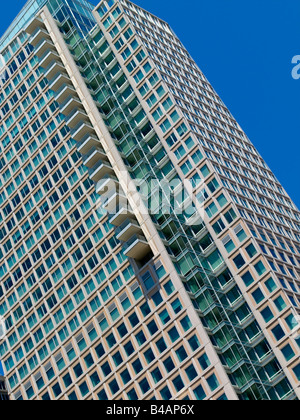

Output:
xmin=55 ymin=85 xmax=77 ymax=104
xmin=39 ymin=50 xmax=60 ymax=68
xmin=123 ymin=234 xmax=151 ymax=259
xmin=76 ymin=134 xmax=101 ymax=155
xmin=30 ymin=27 xmax=51 ymax=46
xmin=103 ymin=191 xmax=127 ymax=213
xmin=88 ymin=160 xmax=113 ymax=182
xmin=82 ymin=146 xmax=107 ymax=167
xmin=65 ymin=109 xmax=89 ymax=129
xmin=109 ymin=204 xmax=134 ymax=226
xmin=71 ymin=121 xmax=95 ymax=141
xmin=48 ymin=73 xmax=70 ymax=92
xmin=95 ymin=174 xmax=119 ymax=196
xmin=60 ymin=96 xmax=83 ymax=116
xmin=116 ymin=218 xmax=142 ymax=242
xmin=25 ymin=17 xmax=44 ymax=35
xmin=44 ymin=61 xmax=65 ymax=81
xmin=34 ymin=39 xmax=55 ymax=57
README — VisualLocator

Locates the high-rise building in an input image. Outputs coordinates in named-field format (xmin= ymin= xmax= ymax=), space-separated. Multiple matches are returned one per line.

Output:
xmin=0 ymin=0 xmax=299 ymax=401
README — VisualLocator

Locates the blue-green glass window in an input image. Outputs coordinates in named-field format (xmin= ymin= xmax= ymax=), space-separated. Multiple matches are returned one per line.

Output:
xmin=160 ymin=385 xmax=172 ymax=400
xmin=224 ymin=239 xmax=236 ymax=253
xmin=207 ymin=373 xmax=220 ymax=391
xmin=261 ymin=306 xmax=274 ymax=323
xmin=281 ymin=344 xmax=295 ymax=361
xmin=151 ymin=367 xmax=163 ymax=384
xmin=156 ymin=337 xmax=167 ymax=353
xmin=241 ymin=271 xmax=254 ymax=287
xmin=233 ymin=254 xmax=246 ymax=270
xmin=198 ymin=353 xmax=211 ymax=370
xmin=245 ymin=243 xmax=258 ymax=259
xmin=252 ymin=288 xmax=265 ymax=304
xmin=254 ymin=261 xmax=266 ymax=276
xmin=159 ymin=309 xmax=171 ymax=325
xmin=292 ymin=364 xmax=300 ymax=381
xmin=265 ymin=277 xmax=277 ymax=293
xmin=274 ymin=296 xmax=287 ymax=312
xmin=175 ymin=346 xmax=188 ymax=363
xmin=185 ymin=364 xmax=198 ymax=381
xmin=144 ymin=348 xmax=155 ymax=364
xmin=112 ymin=351 xmax=123 ymax=367
xmin=271 ymin=324 xmax=285 ymax=341
xmin=121 ymin=369 xmax=131 ymax=385
xmin=194 ymin=384 xmax=206 ymax=400
xmin=168 ymin=326 xmax=180 ymax=343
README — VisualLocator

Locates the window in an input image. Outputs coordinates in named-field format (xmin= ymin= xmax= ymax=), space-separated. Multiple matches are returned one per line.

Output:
xmin=156 ymin=337 xmax=167 ymax=353
xmin=124 ymin=341 xmax=135 ymax=357
xmin=223 ymin=237 xmax=236 ymax=254
xmin=180 ymin=159 xmax=193 ymax=175
xmin=109 ymin=379 xmax=120 ymax=395
xmin=281 ymin=344 xmax=295 ymax=362
xmin=140 ymin=302 xmax=151 ymax=318
xmin=206 ymin=373 xmax=219 ymax=391
xmin=168 ymin=326 xmax=180 ymax=343
xmin=213 ymin=218 xmax=226 ymax=235
xmin=173 ymin=375 xmax=185 ymax=393
xmin=159 ymin=309 xmax=171 ymax=325
xmin=176 ymin=346 xmax=188 ymax=363
xmin=120 ymin=369 xmax=131 ymax=385
xmin=139 ymin=377 xmax=150 ymax=394
xmin=261 ymin=307 xmax=274 ymax=323
xmin=180 ymin=316 xmax=192 ymax=332
xmin=252 ymin=288 xmax=265 ymax=304
xmin=265 ymin=277 xmax=277 ymax=293
xmin=132 ymin=358 xmax=143 ymax=375
xmin=205 ymin=202 xmax=218 ymax=218
xmin=224 ymin=209 xmax=237 ymax=224
xmin=142 ymin=272 xmax=155 ymax=290
xmin=171 ymin=298 xmax=183 ymax=314
xmin=245 ymin=243 xmax=258 ymax=259
xmin=135 ymin=330 xmax=147 ymax=346
xmin=163 ymin=280 xmax=175 ymax=295
xmin=274 ymin=296 xmax=287 ymax=312
xmin=160 ymin=386 xmax=172 ymax=400
xmin=144 ymin=348 xmax=155 ymax=364
xmin=194 ymin=384 xmax=206 ymax=400
xmin=198 ymin=353 xmax=211 ymax=370
xmin=271 ymin=324 xmax=285 ymax=341
xmin=233 ymin=254 xmax=246 ymax=270
xmin=241 ymin=271 xmax=254 ymax=287
xmin=254 ymin=261 xmax=267 ymax=276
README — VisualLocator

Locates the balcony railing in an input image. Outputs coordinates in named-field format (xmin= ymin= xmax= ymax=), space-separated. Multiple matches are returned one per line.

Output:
xmin=116 ymin=218 xmax=141 ymax=242
xmin=44 ymin=60 xmax=65 ymax=80
xmin=34 ymin=38 xmax=55 ymax=57
xmin=109 ymin=204 xmax=134 ymax=226
xmin=65 ymin=108 xmax=89 ymax=129
xmin=54 ymin=84 xmax=76 ymax=103
xmin=76 ymin=134 xmax=100 ymax=155
xmin=30 ymin=27 xmax=51 ymax=46
xmin=71 ymin=121 xmax=94 ymax=141
xmin=95 ymin=174 xmax=119 ymax=196
xmin=48 ymin=72 xmax=70 ymax=92
xmin=82 ymin=146 xmax=107 ymax=167
xmin=39 ymin=49 xmax=60 ymax=68
xmin=88 ymin=160 xmax=113 ymax=182
xmin=123 ymin=234 xmax=150 ymax=259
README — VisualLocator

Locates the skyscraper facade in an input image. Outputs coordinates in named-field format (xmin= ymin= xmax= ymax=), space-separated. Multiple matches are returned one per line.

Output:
xmin=0 ymin=0 xmax=299 ymax=401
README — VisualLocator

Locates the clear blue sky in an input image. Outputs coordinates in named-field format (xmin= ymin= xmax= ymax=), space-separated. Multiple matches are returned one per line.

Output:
xmin=1 ymin=0 xmax=300 ymax=208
